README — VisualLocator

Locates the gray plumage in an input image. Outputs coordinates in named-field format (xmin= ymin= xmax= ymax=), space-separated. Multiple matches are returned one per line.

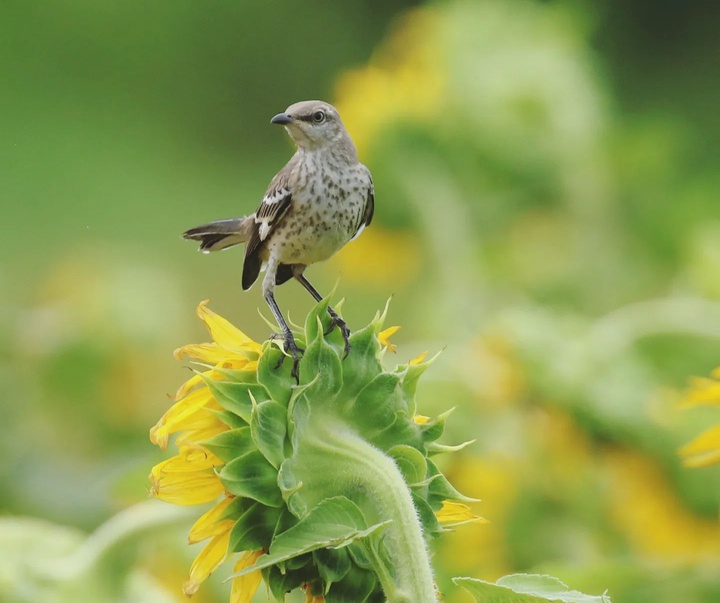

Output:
xmin=183 ymin=100 xmax=374 ymax=379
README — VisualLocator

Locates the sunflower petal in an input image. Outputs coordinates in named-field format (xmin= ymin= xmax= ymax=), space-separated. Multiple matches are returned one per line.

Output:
xmin=183 ymin=530 xmax=232 ymax=596
xmin=230 ymin=550 xmax=264 ymax=603
xmin=189 ymin=496 xmax=237 ymax=544
xmin=435 ymin=500 xmax=487 ymax=526
xmin=197 ymin=300 xmax=263 ymax=355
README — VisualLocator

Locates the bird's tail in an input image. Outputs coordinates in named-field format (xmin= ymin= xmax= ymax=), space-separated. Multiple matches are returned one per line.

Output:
xmin=183 ymin=217 xmax=253 ymax=253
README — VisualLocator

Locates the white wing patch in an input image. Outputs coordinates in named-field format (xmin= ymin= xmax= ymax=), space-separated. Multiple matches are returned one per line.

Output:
xmin=262 ymin=187 xmax=289 ymax=206
xmin=258 ymin=220 xmax=272 ymax=240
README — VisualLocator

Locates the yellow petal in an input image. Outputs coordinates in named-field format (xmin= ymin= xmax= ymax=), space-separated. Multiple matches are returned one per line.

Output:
xmin=150 ymin=388 xmax=219 ymax=450
xmin=435 ymin=500 xmax=487 ymax=526
xmin=378 ymin=326 xmax=401 ymax=353
xmin=149 ymin=449 xmax=225 ymax=505
xmin=189 ymin=496 xmax=236 ymax=544
xmin=177 ymin=423 xmax=229 ymax=449
xmin=174 ymin=342 xmax=250 ymax=365
xmin=679 ymin=423 xmax=720 ymax=467
xmin=197 ymin=300 xmax=263 ymax=355
xmin=413 ymin=414 xmax=430 ymax=425
xmin=230 ymin=550 xmax=264 ymax=603
xmin=409 ymin=351 xmax=428 ymax=365
xmin=183 ymin=530 xmax=232 ymax=596
xmin=150 ymin=471 xmax=224 ymax=505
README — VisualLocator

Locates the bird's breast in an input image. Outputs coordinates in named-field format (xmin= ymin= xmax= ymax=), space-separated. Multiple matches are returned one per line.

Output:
xmin=267 ymin=165 xmax=368 ymax=265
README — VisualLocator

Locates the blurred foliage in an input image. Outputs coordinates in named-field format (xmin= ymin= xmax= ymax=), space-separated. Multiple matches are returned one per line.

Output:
xmin=2 ymin=0 xmax=720 ymax=602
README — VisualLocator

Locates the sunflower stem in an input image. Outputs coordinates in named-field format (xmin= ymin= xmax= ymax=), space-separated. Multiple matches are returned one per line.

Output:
xmin=297 ymin=420 xmax=438 ymax=603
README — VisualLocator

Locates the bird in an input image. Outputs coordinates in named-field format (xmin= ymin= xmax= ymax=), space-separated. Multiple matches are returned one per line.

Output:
xmin=183 ymin=100 xmax=374 ymax=380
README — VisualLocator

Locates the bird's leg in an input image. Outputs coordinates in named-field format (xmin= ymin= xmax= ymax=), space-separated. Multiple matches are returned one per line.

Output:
xmin=263 ymin=261 xmax=302 ymax=382
xmin=293 ymin=270 xmax=351 ymax=358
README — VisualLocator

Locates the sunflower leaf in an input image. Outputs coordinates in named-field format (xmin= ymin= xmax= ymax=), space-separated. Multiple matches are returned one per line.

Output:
xmin=454 ymin=574 xmax=613 ymax=603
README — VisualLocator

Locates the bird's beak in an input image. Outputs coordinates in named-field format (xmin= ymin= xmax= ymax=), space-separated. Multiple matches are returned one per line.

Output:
xmin=271 ymin=112 xmax=294 ymax=125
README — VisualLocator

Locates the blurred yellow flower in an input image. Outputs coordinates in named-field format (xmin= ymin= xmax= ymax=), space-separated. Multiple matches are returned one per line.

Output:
xmin=680 ymin=367 xmax=720 ymax=467
xmin=334 ymin=9 xmax=443 ymax=155
xmin=605 ymin=449 xmax=720 ymax=560
xmin=326 ymin=226 xmax=422 ymax=287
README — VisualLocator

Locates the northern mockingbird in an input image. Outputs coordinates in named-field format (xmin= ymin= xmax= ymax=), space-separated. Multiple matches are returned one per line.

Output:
xmin=183 ymin=100 xmax=374 ymax=380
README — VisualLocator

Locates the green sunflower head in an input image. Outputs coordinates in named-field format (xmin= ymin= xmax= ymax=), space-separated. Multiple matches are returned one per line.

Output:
xmin=150 ymin=298 xmax=480 ymax=602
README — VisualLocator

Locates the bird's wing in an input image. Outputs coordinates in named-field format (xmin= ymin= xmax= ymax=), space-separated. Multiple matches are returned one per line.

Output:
xmin=242 ymin=159 xmax=297 ymax=290
xmin=244 ymin=164 xmax=295 ymax=262
xmin=350 ymin=170 xmax=374 ymax=241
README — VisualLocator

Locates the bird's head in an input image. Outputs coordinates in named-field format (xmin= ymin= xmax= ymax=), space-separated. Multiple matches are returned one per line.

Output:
xmin=271 ymin=100 xmax=352 ymax=153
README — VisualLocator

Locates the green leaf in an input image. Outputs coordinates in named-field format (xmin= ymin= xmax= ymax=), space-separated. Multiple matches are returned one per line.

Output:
xmin=219 ymin=450 xmax=283 ymax=507
xmin=229 ymin=497 xmax=390 ymax=579
xmin=299 ymin=319 xmax=343 ymax=398
xmin=200 ymin=427 xmax=254 ymax=463
xmin=257 ymin=345 xmax=294 ymax=406
xmin=251 ymin=400 xmax=287 ymax=468
xmin=388 ymin=444 xmax=427 ymax=486
xmin=228 ymin=501 xmax=281 ymax=552
xmin=203 ymin=378 xmax=269 ymax=423
xmin=454 ymin=574 xmax=613 ymax=603
xmin=325 ymin=566 xmax=377 ymax=603
xmin=313 ymin=546 xmax=352 ymax=585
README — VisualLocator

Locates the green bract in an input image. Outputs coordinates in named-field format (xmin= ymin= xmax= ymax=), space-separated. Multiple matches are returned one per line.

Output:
xmin=200 ymin=298 xmax=471 ymax=602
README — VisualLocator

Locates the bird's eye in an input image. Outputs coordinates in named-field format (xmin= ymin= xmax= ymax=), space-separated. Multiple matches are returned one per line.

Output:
xmin=312 ymin=110 xmax=326 ymax=124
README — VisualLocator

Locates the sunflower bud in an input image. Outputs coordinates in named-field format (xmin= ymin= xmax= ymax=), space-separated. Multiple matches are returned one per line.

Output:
xmin=150 ymin=299 xmax=480 ymax=602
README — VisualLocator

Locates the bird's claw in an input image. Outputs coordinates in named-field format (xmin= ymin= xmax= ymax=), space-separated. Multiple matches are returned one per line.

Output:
xmin=325 ymin=314 xmax=352 ymax=359
xmin=274 ymin=333 xmax=304 ymax=383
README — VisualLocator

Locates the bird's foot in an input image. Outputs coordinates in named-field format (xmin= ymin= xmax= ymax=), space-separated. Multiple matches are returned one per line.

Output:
xmin=274 ymin=332 xmax=304 ymax=383
xmin=325 ymin=312 xmax=352 ymax=359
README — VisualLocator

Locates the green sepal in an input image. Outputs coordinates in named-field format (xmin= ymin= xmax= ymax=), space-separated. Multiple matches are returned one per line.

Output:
xmin=209 ymin=409 xmax=247 ymax=429
xmin=340 ymin=322 xmax=383 ymax=398
xmin=325 ymin=566 xmax=377 ymax=603
xmin=453 ymin=574 xmax=613 ymax=603
xmin=299 ymin=318 xmax=343 ymax=399
xmin=262 ymin=562 xmax=316 ymax=601
xmin=219 ymin=450 xmax=283 ymax=507
xmin=426 ymin=459 xmax=477 ymax=505
xmin=427 ymin=439 xmax=476 ymax=456
xmin=228 ymin=501 xmax=282 ymax=552
xmin=419 ymin=407 xmax=455 ymax=443
xmin=200 ymin=427 xmax=254 ymax=463
xmin=219 ymin=496 xmax=254 ymax=522
xmin=346 ymin=541 xmax=373 ymax=570
xmin=251 ymin=400 xmax=287 ymax=469
xmin=229 ymin=497 xmax=390 ymax=579
xmin=304 ymin=295 xmax=333 ymax=344
xmin=202 ymin=377 xmax=269 ymax=423
xmin=412 ymin=492 xmax=443 ymax=537
xmin=397 ymin=361 xmax=432 ymax=414
xmin=212 ymin=366 xmax=258 ymax=384
xmin=388 ymin=444 xmax=427 ymax=486
xmin=257 ymin=345 xmax=294 ymax=407
xmin=348 ymin=373 xmax=404 ymax=438
xmin=313 ymin=546 xmax=352 ymax=586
